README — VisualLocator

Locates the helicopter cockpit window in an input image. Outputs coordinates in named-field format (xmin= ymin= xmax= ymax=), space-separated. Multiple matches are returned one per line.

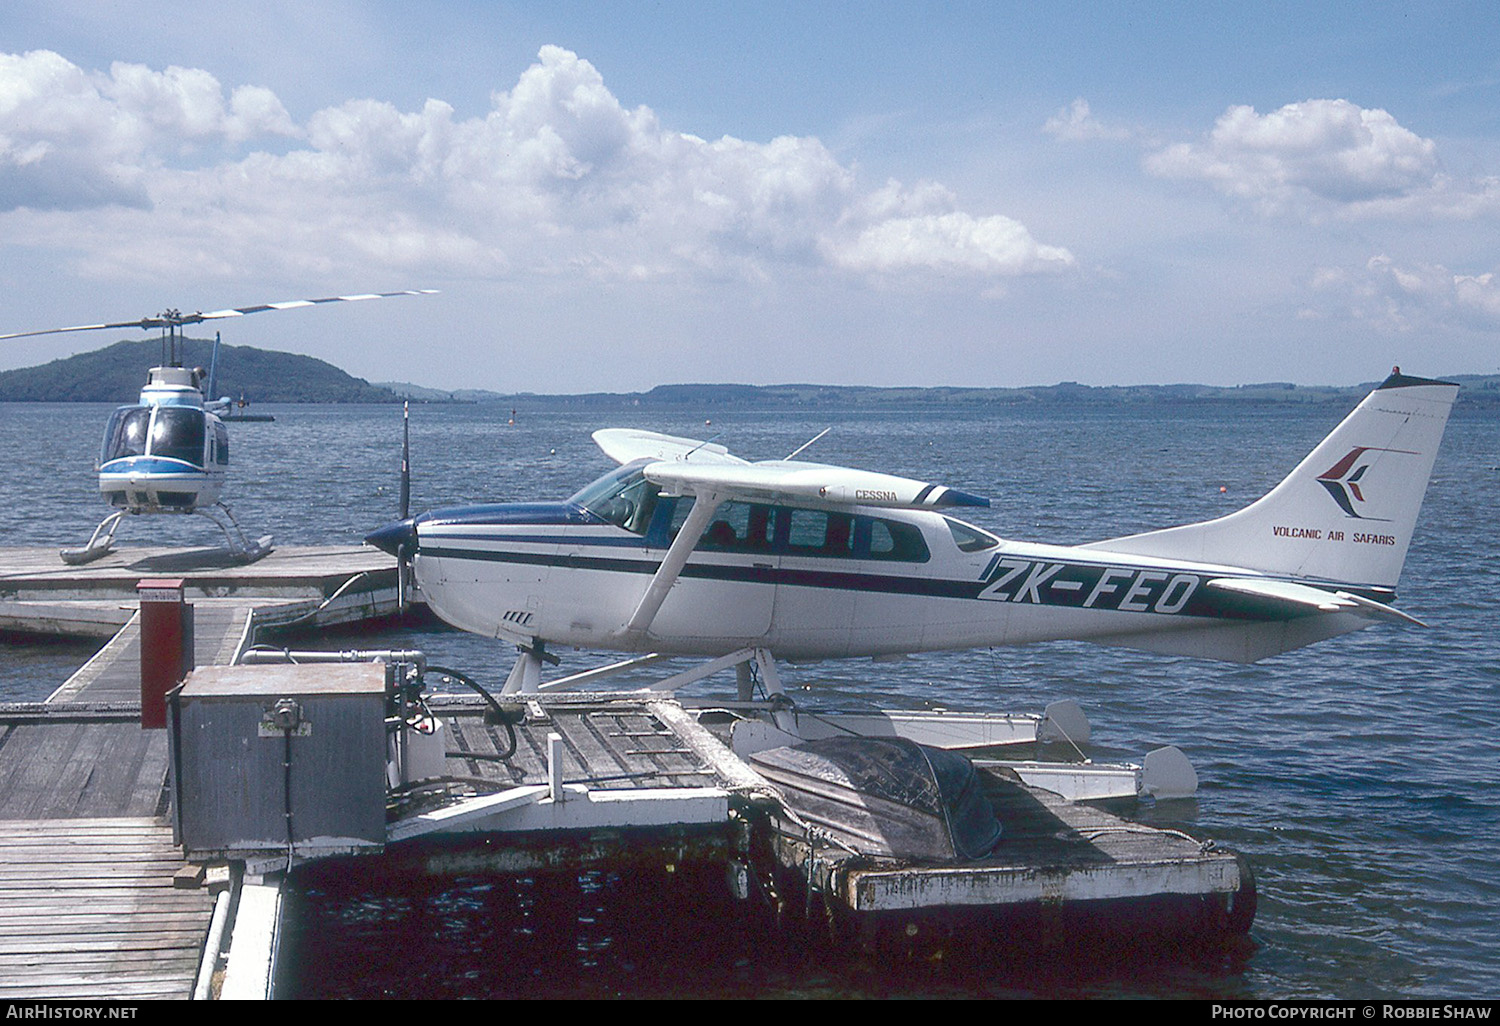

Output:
xmin=214 ymin=422 xmax=229 ymax=466
xmin=149 ymin=407 xmax=207 ymax=467
xmin=100 ymin=407 xmax=151 ymax=464
xmin=569 ymin=464 xmax=660 ymax=535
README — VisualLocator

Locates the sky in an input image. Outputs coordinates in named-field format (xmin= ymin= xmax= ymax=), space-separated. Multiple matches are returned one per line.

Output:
xmin=1 ymin=1 xmax=1498 ymax=393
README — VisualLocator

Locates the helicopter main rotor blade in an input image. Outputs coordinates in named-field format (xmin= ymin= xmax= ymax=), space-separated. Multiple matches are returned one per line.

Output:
xmin=0 ymin=318 xmax=164 ymax=340
xmin=0 ymin=289 xmax=438 ymax=341
xmin=193 ymin=290 xmax=439 ymax=323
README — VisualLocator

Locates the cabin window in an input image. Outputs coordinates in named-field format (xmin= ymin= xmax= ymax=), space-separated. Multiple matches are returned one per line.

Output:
xmin=785 ymin=508 xmax=855 ymax=557
xmin=214 ymin=422 xmax=229 ymax=466
xmin=946 ymin=518 xmax=1000 ymax=553
xmin=663 ymin=499 xmax=928 ymax=562
xmin=100 ymin=407 xmax=151 ymax=463
xmin=570 ymin=464 xmax=659 ymax=535
xmin=148 ymin=408 xmax=207 ymax=467
xmin=696 ymin=501 xmax=774 ymax=552
xmin=866 ymin=518 xmax=930 ymax=562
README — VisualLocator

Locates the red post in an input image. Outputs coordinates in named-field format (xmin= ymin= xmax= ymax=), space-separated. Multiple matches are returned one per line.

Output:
xmin=138 ymin=578 xmax=193 ymax=729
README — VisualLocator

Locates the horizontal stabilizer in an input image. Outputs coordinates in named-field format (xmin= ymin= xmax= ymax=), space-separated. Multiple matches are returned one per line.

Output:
xmin=1206 ymin=578 xmax=1425 ymax=626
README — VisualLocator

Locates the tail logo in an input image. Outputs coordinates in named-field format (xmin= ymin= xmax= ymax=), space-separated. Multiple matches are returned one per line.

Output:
xmin=1316 ymin=446 xmax=1417 ymax=519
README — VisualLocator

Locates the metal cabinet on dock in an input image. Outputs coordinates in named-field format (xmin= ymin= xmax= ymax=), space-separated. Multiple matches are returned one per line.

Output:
xmin=169 ymin=664 xmax=388 ymax=861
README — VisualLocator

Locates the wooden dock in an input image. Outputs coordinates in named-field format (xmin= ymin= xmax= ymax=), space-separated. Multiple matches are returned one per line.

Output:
xmin=0 ymin=542 xmax=1254 ymax=996
xmin=0 ymin=544 xmax=397 ymax=1000
xmin=0 ymin=819 xmax=214 ymax=1000
xmin=0 ymin=544 xmax=398 ymax=638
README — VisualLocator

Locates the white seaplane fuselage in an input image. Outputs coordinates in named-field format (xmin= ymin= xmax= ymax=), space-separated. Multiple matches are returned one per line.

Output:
xmin=407 ymin=492 xmax=1350 ymax=664
xmin=371 ymin=372 xmax=1458 ymax=665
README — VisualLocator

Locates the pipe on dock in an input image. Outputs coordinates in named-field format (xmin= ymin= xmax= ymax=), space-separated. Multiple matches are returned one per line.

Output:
xmin=193 ymin=888 xmax=232 ymax=1001
xmin=239 ymin=648 xmax=427 ymax=673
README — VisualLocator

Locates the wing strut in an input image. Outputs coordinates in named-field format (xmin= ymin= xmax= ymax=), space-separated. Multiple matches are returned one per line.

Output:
xmin=624 ymin=492 xmax=724 ymax=638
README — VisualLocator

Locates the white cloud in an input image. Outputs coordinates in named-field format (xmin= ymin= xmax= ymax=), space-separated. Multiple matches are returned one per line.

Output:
xmin=1144 ymin=99 xmax=1460 ymax=215
xmin=1311 ymin=255 xmax=1500 ymax=331
xmin=0 ymin=45 xmax=1071 ymax=287
xmin=830 ymin=211 xmax=1075 ymax=275
xmin=1043 ymin=98 xmax=1131 ymax=142
xmin=0 ymin=49 xmax=297 ymax=212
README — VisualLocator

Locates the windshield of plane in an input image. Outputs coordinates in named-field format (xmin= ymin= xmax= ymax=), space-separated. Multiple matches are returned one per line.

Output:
xmin=946 ymin=518 xmax=1000 ymax=553
xmin=569 ymin=463 xmax=660 ymax=535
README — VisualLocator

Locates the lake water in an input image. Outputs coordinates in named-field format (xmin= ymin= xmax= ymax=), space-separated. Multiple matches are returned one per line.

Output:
xmin=1 ymin=396 xmax=1496 ymax=999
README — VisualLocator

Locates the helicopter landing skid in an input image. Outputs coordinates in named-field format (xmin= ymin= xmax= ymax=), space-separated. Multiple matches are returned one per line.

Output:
xmin=59 ymin=510 xmax=128 ymax=566
xmin=198 ymin=503 xmax=274 ymax=564
xmin=59 ymin=504 xmax=274 ymax=566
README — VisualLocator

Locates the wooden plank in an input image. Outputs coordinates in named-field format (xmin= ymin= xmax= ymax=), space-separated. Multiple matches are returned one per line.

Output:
xmin=556 ymin=711 xmax=632 ymax=783
xmin=0 ymin=981 xmax=195 ymax=1000
xmin=0 ymin=722 xmax=88 ymax=819
xmin=0 ymin=896 xmax=213 ymax=915
xmin=0 ymin=933 xmax=208 ymax=955
xmin=47 ymin=615 xmax=140 ymax=704
xmin=0 ymin=916 xmax=208 ymax=934
xmin=0 ymin=815 xmax=183 ymax=830
xmin=0 ymin=723 xmax=168 ymax=820
xmin=0 ymin=815 xmax=211 ymax=1001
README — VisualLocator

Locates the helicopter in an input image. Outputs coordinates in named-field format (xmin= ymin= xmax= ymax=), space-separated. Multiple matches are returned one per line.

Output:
xmin=1 ymin=291 xmax=436 ymax=564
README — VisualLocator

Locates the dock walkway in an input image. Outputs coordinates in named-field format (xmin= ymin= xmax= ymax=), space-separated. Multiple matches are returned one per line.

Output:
xmin=0 ymin=544 xmax=396 ymax=1000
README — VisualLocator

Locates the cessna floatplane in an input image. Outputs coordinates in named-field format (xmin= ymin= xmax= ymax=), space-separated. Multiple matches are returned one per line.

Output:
xmin=366 ymin=370 xmax=1457 ymax=800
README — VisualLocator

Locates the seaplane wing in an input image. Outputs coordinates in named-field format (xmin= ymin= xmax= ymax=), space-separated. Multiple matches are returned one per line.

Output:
xmin=596 ymin=429 xmax=987 ymax=510
xmin=370 ymin=370 xmax=1458 ymax=668
xmin=654 ymin=459 xmax=989 ymax=511
xmin=592 ymin=428 xmax=747 ymax=466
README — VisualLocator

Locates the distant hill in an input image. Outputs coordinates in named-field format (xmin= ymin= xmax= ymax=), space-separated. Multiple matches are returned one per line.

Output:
xmin=11 ymin=341 xmax=1492 ymax=407
xmin=0 ymin=337 xmax=398 ymax=403
xmin=380 ymin=374 xmax=1500 ymax=408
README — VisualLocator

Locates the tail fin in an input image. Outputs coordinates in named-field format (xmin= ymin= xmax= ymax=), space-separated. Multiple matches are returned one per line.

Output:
xmin=1083 ymin=371 xmax=1458 ymax=589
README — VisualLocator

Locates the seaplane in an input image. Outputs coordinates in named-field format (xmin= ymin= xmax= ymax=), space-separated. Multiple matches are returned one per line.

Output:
xmin=366 ymin=369 xmax=1456 ymax=800
xmin=0 ymin=291 xmax=435 ymax=564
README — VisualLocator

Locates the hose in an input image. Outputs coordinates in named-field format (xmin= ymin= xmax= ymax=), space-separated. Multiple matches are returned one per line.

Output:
xmin=425 ymin=664 xmax=518 ymax=759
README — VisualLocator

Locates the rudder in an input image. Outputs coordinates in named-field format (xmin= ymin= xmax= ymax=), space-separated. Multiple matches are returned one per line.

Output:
xmin=1083 ymin=371 xmax=1459 ymax=589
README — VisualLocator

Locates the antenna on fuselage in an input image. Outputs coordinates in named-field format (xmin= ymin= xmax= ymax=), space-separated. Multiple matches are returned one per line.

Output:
xmin=682 ymin=432 xmax=724 ymax=461
xmin=785 ymin=426 xmax=831 ymax=461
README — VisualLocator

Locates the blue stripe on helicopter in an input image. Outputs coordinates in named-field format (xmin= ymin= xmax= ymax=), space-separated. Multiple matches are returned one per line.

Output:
xmin=99 ymin=457 xmax=211 ymax=475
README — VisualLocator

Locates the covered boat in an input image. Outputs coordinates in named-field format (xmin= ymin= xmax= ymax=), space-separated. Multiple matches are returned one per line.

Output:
xmin=748 ymin=735 xmax=1001 ymax=862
